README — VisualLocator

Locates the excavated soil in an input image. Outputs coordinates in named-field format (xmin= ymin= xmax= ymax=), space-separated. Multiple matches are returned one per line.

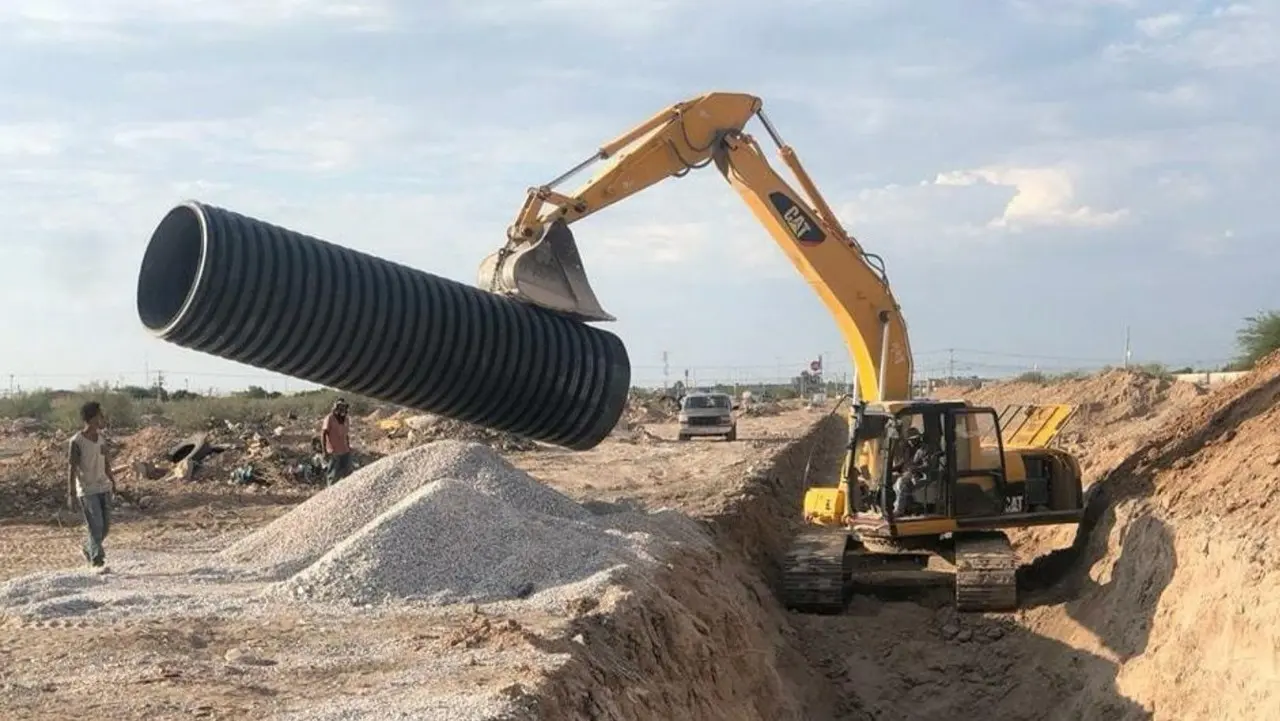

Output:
xmin=4 ymin=364 xmax=1280 ymax=720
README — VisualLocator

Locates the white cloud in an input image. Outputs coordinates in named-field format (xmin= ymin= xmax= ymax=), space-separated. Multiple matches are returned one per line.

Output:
xmin=838 ymin=182 xmax=1007 ymax=247
xmin=1179 ymin=228 xmax=1237 ymax=257
xmin=1142 ymin=82 xmax=1209 ymax=108
xmin=0 ymin=123 xmax=70 ymax=156
xmin=0 ymin=0 xmax=391 ymax=25
xmin=0 ymin=0 xmax=393 ymax=42
xmin=1155 ymin=171 xmax=1212 ymax=203
xmin=1108 ymin=2 xmax=1279 ymax=69
xmin=1136 ymin=12 xmax=1187 ymax=38
xmin=108 ymin=99 xmax=426 ymax=172
xmin=438 ymin=0 xmax=706 ymax=34
xmin=1008 ymin=0 xmax=1143 ymax=26
xmin=933 ymin=166 xmax=1129 ymax=230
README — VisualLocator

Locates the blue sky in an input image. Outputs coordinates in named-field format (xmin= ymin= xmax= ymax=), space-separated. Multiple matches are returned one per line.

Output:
xmin=0 ymin=0 xmax=1275 ymax=393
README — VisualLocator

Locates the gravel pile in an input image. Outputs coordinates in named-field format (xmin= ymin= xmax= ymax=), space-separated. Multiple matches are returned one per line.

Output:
xmin=1 ymin=439 xmax=709 ymax=623
xmin=220 ymin=440 xmax=589 ymax=578
xmin=283 ymin=478 xmax=647 ymax=606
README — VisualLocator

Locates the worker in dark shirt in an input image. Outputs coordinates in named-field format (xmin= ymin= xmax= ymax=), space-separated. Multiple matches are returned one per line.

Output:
xmin=893 ymin=428 xmax=933 ymax=516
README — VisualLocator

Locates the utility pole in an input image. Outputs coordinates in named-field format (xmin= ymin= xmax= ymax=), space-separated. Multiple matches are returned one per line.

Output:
xmin=947 ymin=348 xmax=955 ymax=381
xmin=662 ymin=351 xmax=669 ymax=391
xmin=1124 ymin=326 xmax=1132 ymax=369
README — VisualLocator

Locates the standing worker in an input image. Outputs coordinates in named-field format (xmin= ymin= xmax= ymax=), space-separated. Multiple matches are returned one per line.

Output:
xmin=67 ymin=401 xmax=117 ymax=569
xmin=321 ymin=398 xmax=354 ymax=486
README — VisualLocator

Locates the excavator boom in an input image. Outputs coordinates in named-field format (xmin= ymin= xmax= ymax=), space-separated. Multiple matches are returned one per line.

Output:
xmin=479 ymin=91 xmax=913 ymax=403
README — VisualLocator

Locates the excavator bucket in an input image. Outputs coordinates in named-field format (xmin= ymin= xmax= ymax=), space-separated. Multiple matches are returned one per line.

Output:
xmin=998 ymin=403 xmax=1076 ymax=448
xmin=477 ymin=218 xmax=615 ymax=322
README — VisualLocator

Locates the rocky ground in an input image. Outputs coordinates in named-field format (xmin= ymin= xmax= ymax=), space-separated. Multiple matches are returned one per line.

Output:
xmin=0 ymin=367 xmax=1277 ymax=720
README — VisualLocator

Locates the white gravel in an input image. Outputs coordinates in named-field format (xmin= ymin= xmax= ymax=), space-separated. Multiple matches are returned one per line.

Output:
xmin=283 ymin=477 xmax=653 ymax=607
xmin=220 ymin=440 xmax=591 ymax=579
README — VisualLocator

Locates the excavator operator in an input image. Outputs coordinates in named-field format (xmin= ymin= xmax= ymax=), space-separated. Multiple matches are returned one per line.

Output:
xmin=893 ymin=427 xmax=939 ymax=517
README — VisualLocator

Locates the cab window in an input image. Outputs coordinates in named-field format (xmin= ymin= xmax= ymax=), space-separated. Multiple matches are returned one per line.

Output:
xmin=952 ymin=409 xmax=1002 ymax=473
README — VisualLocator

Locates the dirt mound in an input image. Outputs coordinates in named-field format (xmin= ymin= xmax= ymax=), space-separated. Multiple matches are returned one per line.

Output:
xmin=529 ymin=415 xmax=846 ymax=720
xmin=1009 ymin=351 xmax=1280 ymax=719
xmin=0 ymin=435 xmax=70 ymax=516
xmin=741 ymin=400 xmax=784 ymax=416
xmin=610 ymin=393 xmax=678 ymax=438
xmin=937 ymin=369 xmax=1207 ymax=484
xmin=936 ymin=368 xmax=1202 ymax=423
xmin=1097 ymin=352 xmax=1280 ymax=520
xmin=626 ymin=394 xmax=679 ymax=424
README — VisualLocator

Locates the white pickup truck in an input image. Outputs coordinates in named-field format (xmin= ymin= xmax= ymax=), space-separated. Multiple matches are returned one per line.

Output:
xmin=676 ymin=392 xmax=738 ymax=442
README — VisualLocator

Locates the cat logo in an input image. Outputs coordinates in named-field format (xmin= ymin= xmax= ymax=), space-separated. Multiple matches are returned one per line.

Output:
xmin=768 ymin=192 xmax=825 ymax=245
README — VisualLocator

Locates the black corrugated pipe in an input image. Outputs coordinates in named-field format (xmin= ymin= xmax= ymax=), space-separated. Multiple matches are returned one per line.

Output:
xmin=135 ymin=201 xmax=630 ymax=451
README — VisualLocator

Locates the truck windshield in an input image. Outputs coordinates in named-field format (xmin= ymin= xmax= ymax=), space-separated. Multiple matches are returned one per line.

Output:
xmin=683 ymin=395 xmax=730 ymax=409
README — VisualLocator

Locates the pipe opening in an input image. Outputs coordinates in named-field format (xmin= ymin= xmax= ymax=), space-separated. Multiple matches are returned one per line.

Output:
xmin=137 ymin=204 xmax=205 ymax=333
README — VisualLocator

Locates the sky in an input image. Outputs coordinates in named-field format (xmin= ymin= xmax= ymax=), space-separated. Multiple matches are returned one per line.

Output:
xmin=0 ymin=0 xmax=1276 ymax=394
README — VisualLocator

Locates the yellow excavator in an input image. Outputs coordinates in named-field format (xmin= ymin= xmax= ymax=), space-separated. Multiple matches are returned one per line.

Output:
xmin=478 ymin=92 xmax=1086 ymax=613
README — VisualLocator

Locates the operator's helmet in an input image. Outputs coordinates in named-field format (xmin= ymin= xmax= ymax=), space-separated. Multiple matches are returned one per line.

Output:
xmin=905 ymin=427 xmax=923 ymax=444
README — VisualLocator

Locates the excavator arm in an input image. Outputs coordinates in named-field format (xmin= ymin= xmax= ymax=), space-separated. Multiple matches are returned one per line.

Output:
xmin=478 ymin=91 xmax=913 ymax=402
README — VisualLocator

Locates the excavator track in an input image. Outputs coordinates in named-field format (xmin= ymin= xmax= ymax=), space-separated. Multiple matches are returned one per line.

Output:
xmin=780 ymin=528 xmax=851 ymax=613
xmin=954 ymin=531 xmax=1018 ymax=612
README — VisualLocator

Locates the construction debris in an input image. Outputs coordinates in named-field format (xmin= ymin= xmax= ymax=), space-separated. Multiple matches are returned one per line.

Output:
xmin=375 ymin=412 xmax=538 ymax=452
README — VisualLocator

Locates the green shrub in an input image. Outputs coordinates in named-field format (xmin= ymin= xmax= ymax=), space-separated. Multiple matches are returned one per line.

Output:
xmin=0 ymin=385 xmax=379 ymax=432
xmin=1233 ymin=311 xmax=1280 ymax=369
xmin=0 ymin=390 xmax=54 ymax=420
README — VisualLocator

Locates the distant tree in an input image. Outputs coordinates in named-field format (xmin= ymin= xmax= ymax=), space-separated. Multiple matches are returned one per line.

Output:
xmin=1232 ymin=310 xmax=1280 ymax=369
xmin=236 ymin=385 xmax=281 ymax=400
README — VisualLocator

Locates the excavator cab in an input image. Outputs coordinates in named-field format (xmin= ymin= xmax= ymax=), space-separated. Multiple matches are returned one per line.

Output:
xmin=841 ymin=401 xmax=1008 ymax=527
xmin=478 ymin=218 xmax=615 ymax=322
xmin=844 ymin=401 xmax=1082 ymax=530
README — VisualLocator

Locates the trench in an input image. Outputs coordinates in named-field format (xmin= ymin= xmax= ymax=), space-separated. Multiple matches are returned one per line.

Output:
xmin=525 ymin=385 xmax=1280 ymax=721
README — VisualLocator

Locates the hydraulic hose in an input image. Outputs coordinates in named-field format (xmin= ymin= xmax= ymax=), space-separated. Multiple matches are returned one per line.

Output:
xmin=135 ymin=201 xmax=630 ymax=450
